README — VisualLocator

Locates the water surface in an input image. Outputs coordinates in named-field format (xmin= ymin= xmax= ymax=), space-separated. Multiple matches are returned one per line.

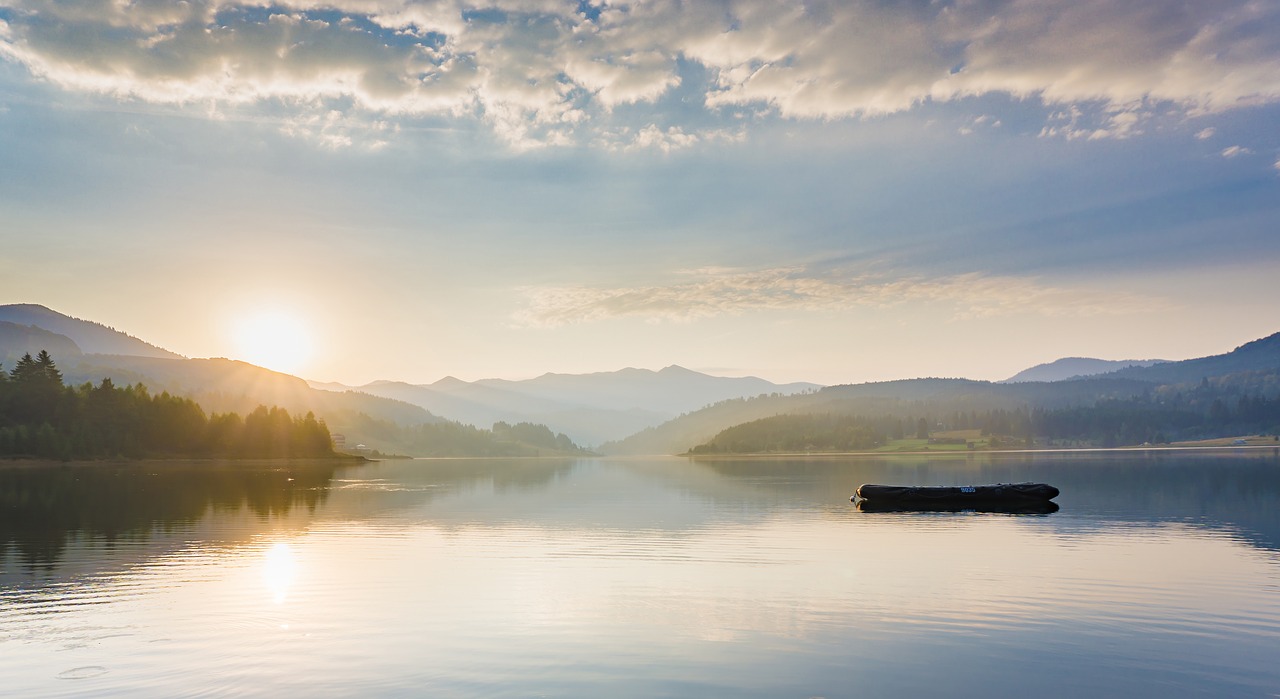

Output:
xmin=2 ymin=452 xmax=1279 ymax=697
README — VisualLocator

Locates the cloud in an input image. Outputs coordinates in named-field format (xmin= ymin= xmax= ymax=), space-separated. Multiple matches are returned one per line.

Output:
xmin=513 ymin=266 xmax=1163 ymax=327
xmin=1220 ymin=145 xmax=1252 ymax=158
xmin=279 ymin=109 xmax=398 ymax=149
xmin=957 ymin=114 xmax=1001 ymax=136
xmin=3 ymin=0 xmax=1279 ymax=146
xmin=1195 ymin=127 xmax=1216 ymax=139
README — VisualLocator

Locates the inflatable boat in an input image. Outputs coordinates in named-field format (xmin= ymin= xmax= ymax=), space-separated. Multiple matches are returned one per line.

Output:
xmin=855 ymin=498 xmax=1059 ymax=515
xmin=853 ymin=482 xmax=1059 ymax=506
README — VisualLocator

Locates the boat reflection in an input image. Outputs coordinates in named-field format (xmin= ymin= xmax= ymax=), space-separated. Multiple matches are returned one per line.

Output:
xmin=855 ymin=498 xmax=1059 ymax=515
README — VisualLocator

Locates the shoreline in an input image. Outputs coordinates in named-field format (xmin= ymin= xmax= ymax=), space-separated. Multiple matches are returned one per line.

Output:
xmin=0 ymin=455 xmax=369 ymax=470
xmin=682 ymin=444 xmax=1280 ymax=459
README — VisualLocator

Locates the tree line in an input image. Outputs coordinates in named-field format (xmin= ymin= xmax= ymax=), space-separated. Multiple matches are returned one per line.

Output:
xmin=687 ymin=384 xmax=1280 ymax=453
xmin=0 ymin=351 xmax=336 ymax=460
xmin=688 ymin=413 xmax=890 ymax=454
xmin=337 ymin=412 xmax=593 ymax=457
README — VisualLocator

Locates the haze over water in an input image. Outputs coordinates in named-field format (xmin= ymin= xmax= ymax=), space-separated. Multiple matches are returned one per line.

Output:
xmin=3 ymin=452 xmax=1278 ymax=698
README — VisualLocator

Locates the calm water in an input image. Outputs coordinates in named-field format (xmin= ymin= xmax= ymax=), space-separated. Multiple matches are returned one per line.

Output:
xmin=3 ymin=451 xmax=1280 ymax=698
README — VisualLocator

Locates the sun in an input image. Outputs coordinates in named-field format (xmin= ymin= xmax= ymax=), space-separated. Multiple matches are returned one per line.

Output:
xmin=232 ymin=309 xmax=314 ymax=375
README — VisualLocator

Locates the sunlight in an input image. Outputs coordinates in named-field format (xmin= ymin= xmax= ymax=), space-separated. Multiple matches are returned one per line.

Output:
xmin=262 ymin=541 xmax=298 ymax=605
xmin=233 ymin=309 xmax=314 ymax=375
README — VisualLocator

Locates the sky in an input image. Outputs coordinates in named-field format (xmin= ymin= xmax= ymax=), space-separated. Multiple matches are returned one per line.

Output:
xmin=1 ymin=0 xmax=1278 ymax=387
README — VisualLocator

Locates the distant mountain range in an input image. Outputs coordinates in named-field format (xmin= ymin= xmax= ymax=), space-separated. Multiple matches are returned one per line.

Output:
xmin=4 ymin=303 xmax=1276 ymax=456
xmin=1003 ymin=357 xmax=1168 ymax=383
xmin=311 ymin=366 xmax=821 ymax=446
xmin=0 ymin=304 xmax=818 ymax=450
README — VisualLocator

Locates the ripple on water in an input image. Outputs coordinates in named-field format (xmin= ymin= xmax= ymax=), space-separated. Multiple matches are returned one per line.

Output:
xmin=57 ymin=666 xmax=109 ymax=680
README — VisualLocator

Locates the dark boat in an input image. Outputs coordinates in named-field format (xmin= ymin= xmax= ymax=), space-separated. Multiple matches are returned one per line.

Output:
xmin=855 ymin=499 xmax=1059 ymax=515
xmin=853 ymin=482 xmax=1059 ymax=506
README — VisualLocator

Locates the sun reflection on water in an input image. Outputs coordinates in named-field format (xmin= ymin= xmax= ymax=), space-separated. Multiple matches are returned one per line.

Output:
xmin=261 ymin=541 xmax=297 ymax=605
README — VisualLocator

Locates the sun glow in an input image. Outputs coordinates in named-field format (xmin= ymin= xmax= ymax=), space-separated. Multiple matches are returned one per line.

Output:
xmin=232 ymin=309 xmax=314 ymax=375
xmin=262 ymin=541 xmax=298 ymax=605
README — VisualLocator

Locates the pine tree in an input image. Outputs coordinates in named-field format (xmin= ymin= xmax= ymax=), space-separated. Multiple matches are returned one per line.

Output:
xmin=9 ymin=352 xmax=38 ymax=382
xmin=35 ymin=350 xmax=62 ymax=385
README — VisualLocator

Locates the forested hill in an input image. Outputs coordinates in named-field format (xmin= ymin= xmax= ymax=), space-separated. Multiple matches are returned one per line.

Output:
xmin=0 ymin=351 xmax=339 ymax=460
xmin=605 ymin=330 xmax=1280 ymax=455
xmin=601 ymin=377 xmax=1155 ymax=455
xmin=0 ymin=349 xmax=593 ymax=460
xmin=58 ymin=354 xmax=437 ymax=428
xmin=1104 ymin=332 xmax=1280 ymax=385
xmin=0 ymin=306 xmax=440 ymax=445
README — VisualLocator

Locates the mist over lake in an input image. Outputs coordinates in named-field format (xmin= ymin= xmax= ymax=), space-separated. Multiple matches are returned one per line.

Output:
xmin=4 ymin=451 xmax=1278 ymax=698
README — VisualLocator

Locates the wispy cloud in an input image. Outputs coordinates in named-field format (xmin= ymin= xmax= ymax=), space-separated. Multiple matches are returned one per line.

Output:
xmin=1220 ymin=145 xmax=1253 ymax=158
xmin=513 ymin=267 xmax=1164 ymax=327
xmin=2 ymin=1 xmax=1279 ymax=147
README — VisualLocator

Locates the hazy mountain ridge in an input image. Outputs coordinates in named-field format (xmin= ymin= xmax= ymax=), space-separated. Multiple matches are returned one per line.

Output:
xmin=0 ymin=304 xmax=182 ymax=359
xmin=317 ymin=366 xmax=821 ymax=446
xmin=7 ymin=303 xmax=1275 ymax=456
xmin=0 ymin=307 xmax=439 ymax=449
xmin=59 ymin=354 xmax=437 ymax=428
xmin=475 ymin=365 xmax=818 ymax=414
xmin=3 ymin=304 xmax=813 ymax=452
xmin=1004 ymin=357 xmax=1168 ymax=383
xmin=607 ymin=333 xmax=1280 ymax=454
xmin=0 ymin=320 xmax=83 ymax=365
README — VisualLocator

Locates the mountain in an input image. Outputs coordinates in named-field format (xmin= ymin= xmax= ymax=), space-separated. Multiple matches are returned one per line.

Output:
xmin=0 ymin=304 xmax=182 ymax=359
xmin=0 ymin=320 xmax=84 ymax=366
xmin=600 ymin=376 xmax=1154 ymax=455
xmin=318 ymin=366 xmax=821 ymax=445
xmin=605 ymin=331 xmax=1280 ymax=454
xmin=341 ymin=378 xmax=669 ymax=447
xmin=0 ymin=306 xmax=439 ymax=452
xmin=1004 ymin=357 xmax=1167 ymax=383
xmin=53 ymin=354 xmax=435 ymax=425
xmin=475 ymin=365 xmax=819 ymax=416
xmin=3 ymin=304 xmax=820 ymax=448
xmin=1103 ymin=332 xmax=1280 ymax=385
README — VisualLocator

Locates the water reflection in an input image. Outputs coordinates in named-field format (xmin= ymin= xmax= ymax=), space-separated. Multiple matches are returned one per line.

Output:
xmin=692 ymin=450 xmax=1280 ymax=553
xmin=1 ymin=452 xmax=1278 ymax=698
xmin=5 ymin=451 xmax=1279 ymax=577
xmin=0 ymin=460 xmax=339 ymax=575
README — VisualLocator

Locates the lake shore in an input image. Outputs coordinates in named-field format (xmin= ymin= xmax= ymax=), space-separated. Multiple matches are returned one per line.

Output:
xmin=683 ymin=443 xmax=1280 ymax=459
xmin=0 ymin=454 xmax=369 ymax=469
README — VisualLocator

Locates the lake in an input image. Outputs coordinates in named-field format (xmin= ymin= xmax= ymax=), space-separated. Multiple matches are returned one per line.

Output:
xmin=3 ymin=451 xmax=1279 ymax=698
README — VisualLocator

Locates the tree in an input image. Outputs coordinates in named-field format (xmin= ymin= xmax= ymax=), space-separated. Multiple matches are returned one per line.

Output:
xmin=9 ymin=352 xmax=39 ymax=382
xmin=916 ymin=417 xmax=929 ymax=440
xmin=35 ymin=350 xmax=62 ymax=384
